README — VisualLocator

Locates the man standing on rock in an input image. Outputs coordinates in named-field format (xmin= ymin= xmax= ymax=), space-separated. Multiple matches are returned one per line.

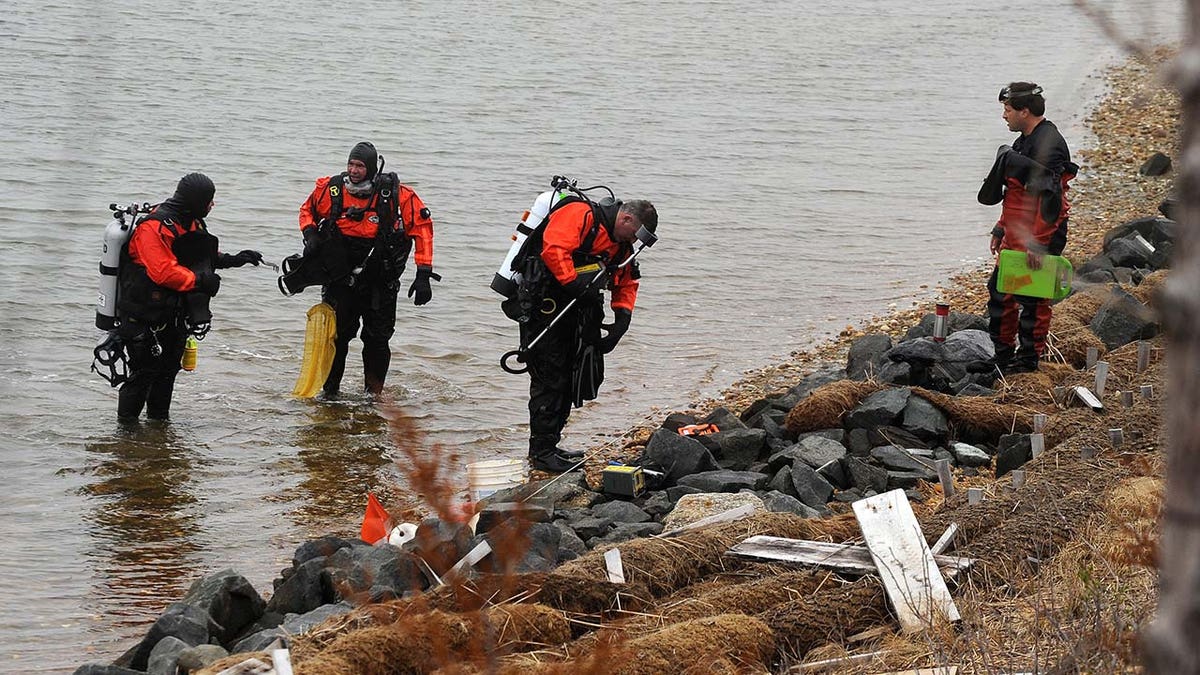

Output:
xmin=976 ymin=82 xmax=1079 ymax=373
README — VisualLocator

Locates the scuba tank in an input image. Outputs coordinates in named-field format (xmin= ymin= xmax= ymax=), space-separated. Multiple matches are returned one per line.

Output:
xmin=97 ymin=202 xmax=151 ymax=329
xmin=490 ymin=185 xmax=570 ymax=299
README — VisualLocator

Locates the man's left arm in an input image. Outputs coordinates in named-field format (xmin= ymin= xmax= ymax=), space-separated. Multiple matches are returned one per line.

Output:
xmin=400 ymin=186 xmax=434 ymax=269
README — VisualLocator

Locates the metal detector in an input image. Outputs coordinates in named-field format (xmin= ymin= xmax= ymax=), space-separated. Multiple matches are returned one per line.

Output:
xmin=500 ymin=224 xmax=658 ymax=374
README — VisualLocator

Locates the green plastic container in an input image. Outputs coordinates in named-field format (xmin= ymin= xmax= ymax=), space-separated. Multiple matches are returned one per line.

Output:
xmin=997 ymin=250 xmax=1074 ymax=300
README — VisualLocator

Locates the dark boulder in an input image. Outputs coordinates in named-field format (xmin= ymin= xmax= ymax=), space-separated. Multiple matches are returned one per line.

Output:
xmin=847 ymin=334 xmax=894 ymax=380
xmin=641 ymin=429 xmax=718 ymax=484
xmin=789 ymin=463 xmax=834 ymax=509
xmin=266 ymin=557 xmax=329 ymax=615
xmin=181 ymin=569 xmax=265 ymax=645
xmin=845 ymin=457 xmax=888 ymax=494
xmin=761 ymin=490 xmax=823 ymax=518
xmin=127 ymin=603 xmax=214 ymax=671
xmin=1090 ymin=287 xmax=1158 ymax=350
xmin=901 ymin=396 xmax=949 ymax=443
xmin=701 ymin=407 xmax=746 ymax=431
xmin=995 ymin=434 xmax=1033 ymax=478
xmin=1139 ymin=151 xmax=1172 ymax=176
xmin=844 ymin=388 xmax=911 ymax=429
xmin=678 ymin=470 xmax=770 ymax=493
xmin=591 ymin=499 xmax=651 ymax=524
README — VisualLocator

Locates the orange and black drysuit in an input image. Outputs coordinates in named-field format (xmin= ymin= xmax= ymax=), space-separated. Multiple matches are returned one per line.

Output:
xmin=978 ymin=119 xmax=1077 ymax=366
xmin=115 ymin=173 xmax=220 ymax=420
xmin=522 ymin=199 xmax=640 ymax=456
xmin=298 ymin=172 xmax=435 ymax=395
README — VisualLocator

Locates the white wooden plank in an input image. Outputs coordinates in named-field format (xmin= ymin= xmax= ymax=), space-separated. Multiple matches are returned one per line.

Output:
xmin=726 ymin=536 xmax=975 ymax=576
xmin=604 ymin=548 xmax=625 ymax=584
xmin=852 ymin=489 xmax=960 ymax=632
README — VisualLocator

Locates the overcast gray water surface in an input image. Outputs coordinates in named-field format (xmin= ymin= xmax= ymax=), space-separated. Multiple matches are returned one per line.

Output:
xmin=0 ymin=1 xmax=1181 ymax=670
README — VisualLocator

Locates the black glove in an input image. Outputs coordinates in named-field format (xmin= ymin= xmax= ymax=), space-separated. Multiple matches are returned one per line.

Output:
xmin=407 ymin=266 xmax=441 ymax=306
xmin=562 ymin=275 xmax=592 ymax=299
xmin=194 ymin=270 xmax=222 ymax=297
xmin=215 ymin=250 xmax=263 ymax=269
xmin=302 ymin=227 xmax=320 ymax=256
xmin=597 ymin=308 xmax=632 ymax=354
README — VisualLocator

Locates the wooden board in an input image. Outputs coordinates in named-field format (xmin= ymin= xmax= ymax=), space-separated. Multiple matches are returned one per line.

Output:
xmin=853 ymin=489 xmax=960 ymax=631
xmin=727 ymin=536 xmax=974 ymax=577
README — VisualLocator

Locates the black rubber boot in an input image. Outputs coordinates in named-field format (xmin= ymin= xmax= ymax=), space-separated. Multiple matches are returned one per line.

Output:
xmin=1004 ymin=349 xmax=1040 ymax=374
xmin=555 ymin=447 xmax=585 ymax=459
xmin=528 ymin=444 xmax=580 ymax=474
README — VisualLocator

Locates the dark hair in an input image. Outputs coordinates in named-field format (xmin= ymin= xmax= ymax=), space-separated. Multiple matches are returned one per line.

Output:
xmin=999 ymin=81 xmax=1045 ymax=116
xmin=620 ymin=199 xmax=657 ymax=232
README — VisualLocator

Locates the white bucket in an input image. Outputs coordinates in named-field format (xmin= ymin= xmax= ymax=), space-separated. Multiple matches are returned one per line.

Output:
xmin=467 ymin=458 xmax=528 ymax=501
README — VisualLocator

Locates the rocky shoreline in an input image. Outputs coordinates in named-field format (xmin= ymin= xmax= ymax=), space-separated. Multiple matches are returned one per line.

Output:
xmin=74 ymin=48 xmax=1180 ymax=675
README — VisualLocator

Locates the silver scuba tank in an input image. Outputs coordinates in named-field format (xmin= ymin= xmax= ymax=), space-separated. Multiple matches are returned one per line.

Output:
xmin=97 ymin=203 xmax=149 ymax=329
xmin=490 ymin=188 xmax=567 ymax=299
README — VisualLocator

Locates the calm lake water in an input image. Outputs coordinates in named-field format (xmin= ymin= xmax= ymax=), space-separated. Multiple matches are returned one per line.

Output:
xmin=0 ymin=0 xmax=1180 ymax=670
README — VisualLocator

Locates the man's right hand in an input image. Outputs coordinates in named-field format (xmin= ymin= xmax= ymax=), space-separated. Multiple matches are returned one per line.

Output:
xmin=990 ymin=235 xmax=1003 ymax=255
xmin=194 ymin=270 xmax=221 ymax=297
xmin=562 ymin=276 xmax=592 ymax=299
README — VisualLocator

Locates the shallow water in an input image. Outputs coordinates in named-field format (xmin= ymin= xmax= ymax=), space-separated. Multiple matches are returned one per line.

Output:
xmin=0 ymin=1 xmax=1180 ymax=670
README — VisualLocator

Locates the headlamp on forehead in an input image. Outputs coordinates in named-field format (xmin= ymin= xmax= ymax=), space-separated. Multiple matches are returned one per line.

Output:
xmin=999 ymin=85 xmax=1043 ymax=102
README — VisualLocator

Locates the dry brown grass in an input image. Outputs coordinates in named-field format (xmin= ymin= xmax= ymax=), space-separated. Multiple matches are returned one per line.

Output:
xmin=783 ymin=380 xmax=884 ymax=434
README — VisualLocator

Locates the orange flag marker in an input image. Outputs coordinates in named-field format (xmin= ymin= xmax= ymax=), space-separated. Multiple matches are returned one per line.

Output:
xmin=361 ymin=493 xmax=393 ymax=545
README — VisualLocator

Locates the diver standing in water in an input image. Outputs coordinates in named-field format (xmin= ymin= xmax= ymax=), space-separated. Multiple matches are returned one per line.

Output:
xmin=501 ymin=186 xmax=657 ymax=474
xmin=297 ymin=142 xmax=438 ymax=397
xmin=114 ymin=173 xmax=263 ymax=421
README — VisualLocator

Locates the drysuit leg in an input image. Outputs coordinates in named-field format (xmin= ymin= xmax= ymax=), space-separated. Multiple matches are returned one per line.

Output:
xmin=117 ymin=321 xmax=186 ymax=420
xmin=986 ymin=266 xmax=1019 ymax=361
xmin=1015 ymin=294 xmax=1053 ymax=361
xmin=523 ymin=310 xmax=577 ymax=453
xmin=361 ymin=287 xmax=398 ymax=395
xmin=321 ymin=284 xmax=363 ymax=396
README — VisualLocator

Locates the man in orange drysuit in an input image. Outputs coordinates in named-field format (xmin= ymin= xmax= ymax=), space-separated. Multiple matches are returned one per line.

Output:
xmin=116 ymin=172 xmax=263 ymax=420
xmin=298 ymin=141 xmax=438 ymax=396
xmin=977 ymin=82 xmax=1078 ymax=373
xmin=520 ymin=196 xmax=657 ymax=473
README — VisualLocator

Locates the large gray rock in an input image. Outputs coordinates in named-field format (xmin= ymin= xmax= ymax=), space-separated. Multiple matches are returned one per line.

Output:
xmin=292 ymin=536 xmax=357 ymax=567
xmin=887 ymin=337 xmax=945 ymax=367
xmin=175 ymin=644 xmax=229 ymax=673
xmin=761 ymin=490 xmax=824 ymax=518
xmin=875 ymin=360 xmax=913 ymax=386
xmin=1103 ymin=216 xmax=1176 ymax=250
xmin=677 ymin=470 xmax=770 ymax=493
xmin=700 ymin=407 xmax=747 ymax=431
xmin=591 ymin=500 xmax=651 ymax=524
xmin=847 ymin=334 xmax=894 ymax=380
xmin=995 ymin=434 xmax=1033 ymax=478
xmin=324 ymin=544 xmax=425 ymax=602
xmin=794 ymin=436 xmax=849 ymax=470
xmin=555 ymin=520 xmax=588 ymax=556
xmin=1140 ymin=151 xmax=1172 ymax=176
xmin=844 ymin=457 xmax=888 ymax=494
xmin=475 ymin=502 xmax=553 ymax=534
xmin=267 ymin=557 xmax=329 ymax=615
xmin=951 ymin=442 xmax=992 ymax=468
xmin=569 ymin=515 xmax=616 ymax=541
xmin=128 ymin=603 xmax=214 ymax=670
xmin=887 ymin=471 xmax=936 ymax=490
xmin=1107 ymin=236 xmax=1153 ymax=269
xmin=515 ymin=522 xmax=562 ymax=572
xmin=1091 ymin=287 xmax=1157 ymax=350
xmin=869 ymin=445 xmax=936 ymax=478
xmin=72 ymin=667 xmax=143 ymax=675
xmin=789 ymin=463 xmax=834 ymax=508
xmin=707 ymin=428 xmax=768 ymax=467
xmin=588 ymin=522 xmax=664 ymax=548
xmin=640 ymin=491 xmax=675 ymax=519
xmin=767 ymin=465 xmax=797 ymax=497
xmin=901 ymin=396 xmax=949 ymax=442
xmin=942 ymin=330 xmax=995 ymax=371
xmin=844 ymin=388 xmax=911 ymax=429
xmin=867 ymin=425 xmax=929 ymax=450
xmin=411 ymin=517 xmax=475 ymax=575
xmin=641 ymin=429 xmax=718 ymax=484
xmin=181 ymin=569 xmax=265 ymax=645
xmin=147 ymin=636 xmax=189 ymax=675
